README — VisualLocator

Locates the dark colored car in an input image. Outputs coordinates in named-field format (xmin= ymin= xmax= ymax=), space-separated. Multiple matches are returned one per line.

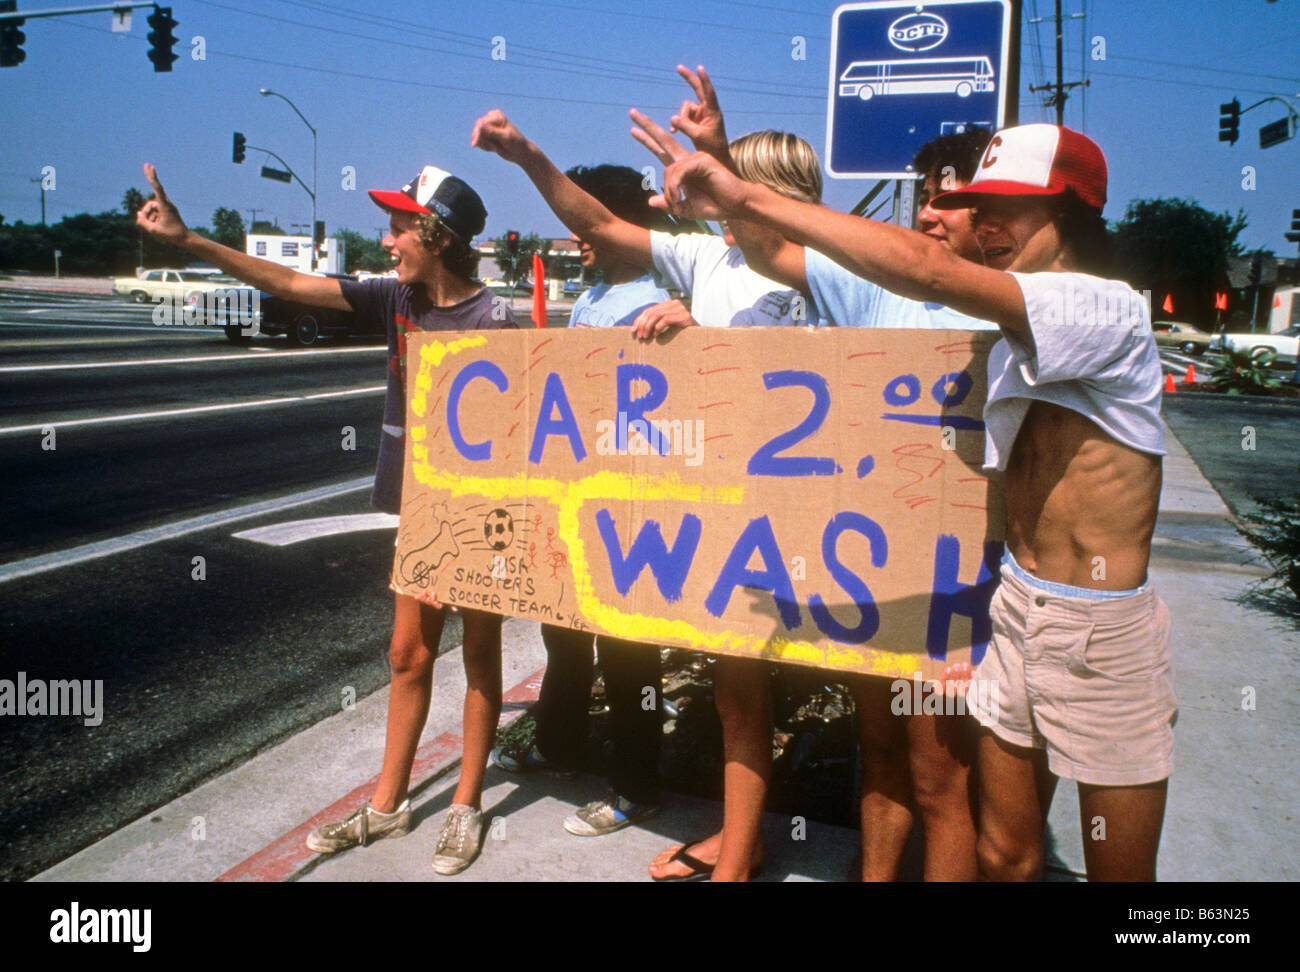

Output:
xmin=203 ymin=273 xmax=382 ymax=346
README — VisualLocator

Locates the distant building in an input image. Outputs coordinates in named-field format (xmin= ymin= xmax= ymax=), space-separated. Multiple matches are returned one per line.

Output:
xmin=246 ymin=234 xmax=346 ymax=274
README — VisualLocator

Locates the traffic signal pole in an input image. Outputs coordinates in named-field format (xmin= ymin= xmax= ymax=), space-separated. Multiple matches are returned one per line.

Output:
xmin=0 ymin=2 xmax=172 ymax=69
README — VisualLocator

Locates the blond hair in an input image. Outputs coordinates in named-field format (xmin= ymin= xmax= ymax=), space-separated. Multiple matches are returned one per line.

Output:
xmin=729 ymin=131 xmax=823 ymax=205
xmin=413 ymin=212 xmax=481 ymax=280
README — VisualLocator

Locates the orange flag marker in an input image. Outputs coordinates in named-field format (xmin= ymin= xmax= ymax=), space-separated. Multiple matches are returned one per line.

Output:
xmin=530 ymin=252 xmax=546 ymax=328
xmin=1161 ymin=294 xmax=1174 ymax=314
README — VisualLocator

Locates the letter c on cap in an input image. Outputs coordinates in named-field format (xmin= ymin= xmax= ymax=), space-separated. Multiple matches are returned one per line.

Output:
xmin=980 ymin=135 xmax=1003 ymax=169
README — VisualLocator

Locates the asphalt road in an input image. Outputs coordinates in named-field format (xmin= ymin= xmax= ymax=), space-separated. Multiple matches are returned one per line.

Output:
xmin=0 ymin=291 xmax=445 ymax=881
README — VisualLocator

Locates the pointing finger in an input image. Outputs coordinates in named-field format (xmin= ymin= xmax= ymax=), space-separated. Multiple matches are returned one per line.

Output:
xmin=142 ymin=163 xmax=169 ymax=203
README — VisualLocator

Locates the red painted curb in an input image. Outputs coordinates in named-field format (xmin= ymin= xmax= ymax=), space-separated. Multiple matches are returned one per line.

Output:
xmin=215 ymin=665 xmax=545 ymax=883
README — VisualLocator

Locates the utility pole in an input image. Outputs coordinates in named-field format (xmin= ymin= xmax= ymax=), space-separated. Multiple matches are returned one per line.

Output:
xmin=30 ymin=176 xmax=44 ymax=225
xmin=247 ymin=208 xmax=261 ymax=232
xmin=1028 ymin=0 xmax=1088 ymax=126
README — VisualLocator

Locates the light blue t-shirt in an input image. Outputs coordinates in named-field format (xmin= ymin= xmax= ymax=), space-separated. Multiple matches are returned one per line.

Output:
xmin=804 ymin=247 xmax=998 ymax=330
xmin=568 ymin=274 xmax=669 ymax=328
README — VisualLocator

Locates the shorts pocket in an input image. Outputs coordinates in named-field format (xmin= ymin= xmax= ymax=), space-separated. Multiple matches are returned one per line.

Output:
xmin=1065 ymin=611 xmax=1166 ymax=683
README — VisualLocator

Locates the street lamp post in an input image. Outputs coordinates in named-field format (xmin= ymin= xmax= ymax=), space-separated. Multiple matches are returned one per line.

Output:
xmin=259 ymin=88 xmax=317 ymax=270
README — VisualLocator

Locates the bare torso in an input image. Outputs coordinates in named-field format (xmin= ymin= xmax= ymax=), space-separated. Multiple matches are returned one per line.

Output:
xmin=1003 ymin=400 xmax=1162 ymax=590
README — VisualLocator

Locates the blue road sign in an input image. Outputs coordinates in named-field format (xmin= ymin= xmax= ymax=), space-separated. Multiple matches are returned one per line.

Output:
xmin=826 ymin=0 xmax=1013 ymax=179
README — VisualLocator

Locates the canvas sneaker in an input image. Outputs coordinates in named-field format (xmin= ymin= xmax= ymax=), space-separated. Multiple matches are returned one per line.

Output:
xmin=431 ymin=804 xmax=484 ymax=875
xmin=491 ymin=742 xmax=577 ymax=778
xmin=305 ymin=799 xmax=411 ymax=854
xmin=563 ymin=794 xmax=659 ymax=837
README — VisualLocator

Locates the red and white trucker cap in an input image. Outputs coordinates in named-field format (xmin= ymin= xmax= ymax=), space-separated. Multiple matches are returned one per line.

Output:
xmin=368 ymin=165 xmax=488 ymax=241
xmin=930 ymin=123 xmax=1107 ymax=212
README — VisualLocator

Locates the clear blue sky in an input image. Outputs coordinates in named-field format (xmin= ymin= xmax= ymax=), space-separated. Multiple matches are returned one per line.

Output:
xmin=1 ymin=0 xmax=1297 ymax=253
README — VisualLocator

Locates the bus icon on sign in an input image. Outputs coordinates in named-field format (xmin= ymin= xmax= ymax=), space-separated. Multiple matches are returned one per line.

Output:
xmin=838 ymin=56 xmax=995 ymax=101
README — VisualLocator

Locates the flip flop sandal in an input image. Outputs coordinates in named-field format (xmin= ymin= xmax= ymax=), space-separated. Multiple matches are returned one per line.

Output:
xmin=651 ymin=838 xmax=762 ymax=882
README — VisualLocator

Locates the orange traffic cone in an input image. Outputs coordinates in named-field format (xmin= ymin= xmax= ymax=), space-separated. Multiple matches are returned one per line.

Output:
xmin=1164 ymin=374 xmax=1177 ymax=393
xmin=1185 ymin=364 xmax=1196 ymax=384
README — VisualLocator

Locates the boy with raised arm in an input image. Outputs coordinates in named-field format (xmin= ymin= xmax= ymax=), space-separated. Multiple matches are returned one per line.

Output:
xmin=491 ymin=163 xmax=673 ymax=838
xmin=472 ymin=109 xmax=824 ymax=882
xmin=629 ymin=65 xmax=992 ymax=881
xmin=655 ymin=124 xmax=1175 ymax=882
xmin=135 ymin=162 xmax=518 ymax=876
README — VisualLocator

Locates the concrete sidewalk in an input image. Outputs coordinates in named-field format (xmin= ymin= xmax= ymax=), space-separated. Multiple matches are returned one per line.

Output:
xmin=34 ymin=421 xmax=1300 ymax=882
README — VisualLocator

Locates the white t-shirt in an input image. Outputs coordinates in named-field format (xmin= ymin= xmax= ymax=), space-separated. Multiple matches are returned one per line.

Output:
xmin=649 ymin=230 xmax=817 ymax=327
xmin=984 ymin=271 xmax=1165 ymax=471
xmin=804 ymin=247 xmax=998 ymax=330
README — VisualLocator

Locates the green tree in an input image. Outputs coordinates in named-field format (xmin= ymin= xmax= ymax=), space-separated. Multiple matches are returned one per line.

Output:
xmin=122 ymin=188 xmax=146 ymax=217
xmin=1111 ymin=197 xmax=1248 ymax=328
xmin=250 ymin=220 xmax=286 ymax=236
xmin=493 ymin=232 xmax=553 ymax=288
xmin=335 ymin=227 xmax=391 ymax=273
xmin=211 ymin=207 xmax=246 ymax=250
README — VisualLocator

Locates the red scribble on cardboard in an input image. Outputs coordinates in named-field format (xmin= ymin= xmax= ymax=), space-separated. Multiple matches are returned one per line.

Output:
xmin=532 ymin=338 xmax=553 ymax=355
xmin=507 ymin=421 xmax=520 ymax=438
xmin=698 ymin=366 xmax=742 ymax=376
xmin=698 ymin=401 xmax=733 ymax=411
xmin=848 ymin=351 xmax=887 ymax=359
xmin=702 ymin=343 xmax=733 ymax=351
xmin=891 ymin=443 xmax=946 ymax=509
xmin=585 ymin=347 xmax=606 ymax=359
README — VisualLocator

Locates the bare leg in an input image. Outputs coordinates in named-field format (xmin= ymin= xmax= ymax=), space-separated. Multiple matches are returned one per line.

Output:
xmin=907 ymin=707 xmax=977 ymax=881
xmin=1077 ymin=780 xmax=1167 ymax=881
xmin=372 ymin=594 xmax=446 ymax=813
xmin=848 ymin=677 xmax=915 ymax=881
xmin=974 ymin=730 xmax=1057 ymax=881
xmin=712 ymin=657 xmax=771 ymax=882
xmin=451 ymin=608 xmax=504 ymax=809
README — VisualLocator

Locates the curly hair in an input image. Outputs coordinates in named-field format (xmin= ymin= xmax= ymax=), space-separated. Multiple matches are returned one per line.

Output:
xmin=911 ymin=127 xmax=993 ymax=187
xmin=413 ymin=212 xmax=482 ymax=280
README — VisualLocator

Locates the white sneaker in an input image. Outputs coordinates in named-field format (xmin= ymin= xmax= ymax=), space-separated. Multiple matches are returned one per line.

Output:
xmin=431 ymin=804 xmax=484 ymax=875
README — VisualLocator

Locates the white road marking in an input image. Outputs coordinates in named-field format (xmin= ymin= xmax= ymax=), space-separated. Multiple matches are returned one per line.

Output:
xmin=233 ymin=513 xmax=399 ymax=546
xmin=0 ymin=321 xmax=202 ymax=334
xmin=0 ymin=385 xmax=385 ymax=436
xmin=0 ymin=478 xmax=373 ymax=584
xmin=0 ymin=344 xmax=384 ymax=374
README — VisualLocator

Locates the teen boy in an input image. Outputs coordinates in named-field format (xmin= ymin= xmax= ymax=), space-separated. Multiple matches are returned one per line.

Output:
xmin=134 ymin=162 xmax=518 ymax=875
xmin=653 ymin=123 xmax=1174 ymax=882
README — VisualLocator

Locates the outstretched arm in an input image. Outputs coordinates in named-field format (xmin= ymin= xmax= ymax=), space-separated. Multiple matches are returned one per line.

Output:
xmin=135 ymin=165 xmax=350 ymax=310
xmin=656 ymin=153 xmax=1029 ymax=335
xmin=630 ymin=68 xmax=808 ymax=292
xmin=471 ymin=111 xmax=651 ymax=268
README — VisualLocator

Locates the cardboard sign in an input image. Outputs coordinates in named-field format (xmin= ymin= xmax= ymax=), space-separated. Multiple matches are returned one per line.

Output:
xmin=395 ymin=327 xmax=1005 ymax=681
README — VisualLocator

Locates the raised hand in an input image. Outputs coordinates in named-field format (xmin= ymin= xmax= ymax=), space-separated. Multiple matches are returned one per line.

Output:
xmin=470 ymin=110 xmax=531 ymax=164
xmin=653 ymin=151 xmax=750 ymax=222
xmin=629 ymin=108 xmax=690 ymax=168
xmin=630 ymin=298 xmax=699 ymax=341
xmin=135 ymin=164 xmax=189 ymax=245
xmin=670 ymin=64 xmax=728 ymax=160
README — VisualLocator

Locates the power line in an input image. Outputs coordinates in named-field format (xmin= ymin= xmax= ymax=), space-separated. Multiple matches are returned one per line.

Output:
xmin=487 ymin=0 xmax=830 ymax=41
xmin=189 ymin=0 xmax=824 ymax=101
xmin=192 ymin=0 xmax=821 ymax=98
xmin=270 ymin=0 xmax=826 ymax=94
xmin=49 ymin=17 xmax=824 ymax=116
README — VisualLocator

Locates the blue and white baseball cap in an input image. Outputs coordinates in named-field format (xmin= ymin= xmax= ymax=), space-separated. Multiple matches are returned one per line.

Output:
xmin=368 ymin=165 xmax=487 ymax=241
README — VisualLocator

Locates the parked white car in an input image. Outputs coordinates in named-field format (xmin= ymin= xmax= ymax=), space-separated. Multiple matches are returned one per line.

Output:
xmin=1212 ymin=325 xmax=1300 ymax=364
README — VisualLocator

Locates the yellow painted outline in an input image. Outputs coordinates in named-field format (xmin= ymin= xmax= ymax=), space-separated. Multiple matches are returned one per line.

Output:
xmin=407 ymin=334 xmax=924 ymax=674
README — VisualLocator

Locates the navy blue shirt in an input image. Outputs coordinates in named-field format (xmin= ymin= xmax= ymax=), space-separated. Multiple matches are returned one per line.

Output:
xmin=340 ymin=276 xmax=518 ymax=512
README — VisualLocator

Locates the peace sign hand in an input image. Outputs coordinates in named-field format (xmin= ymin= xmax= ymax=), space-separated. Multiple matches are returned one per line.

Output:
xmin=671 ymin=65 xmax=729 ymax=160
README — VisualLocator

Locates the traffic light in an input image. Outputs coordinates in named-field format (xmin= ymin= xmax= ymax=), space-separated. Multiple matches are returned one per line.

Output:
xmin=1285 ymin=209 xmax=1300 ymax=245
xmin=232 ymin=132 xmax=246 ymax=164
xmin=314 ymin=221 xmax=325 ymax=246
xmin=146 ymin=6 xmax=178 ymax=73
xmin=1218 ymin=98 xmax=1240 ymax=145
xmin=0 ymin=1 xmax=25 ymax=69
